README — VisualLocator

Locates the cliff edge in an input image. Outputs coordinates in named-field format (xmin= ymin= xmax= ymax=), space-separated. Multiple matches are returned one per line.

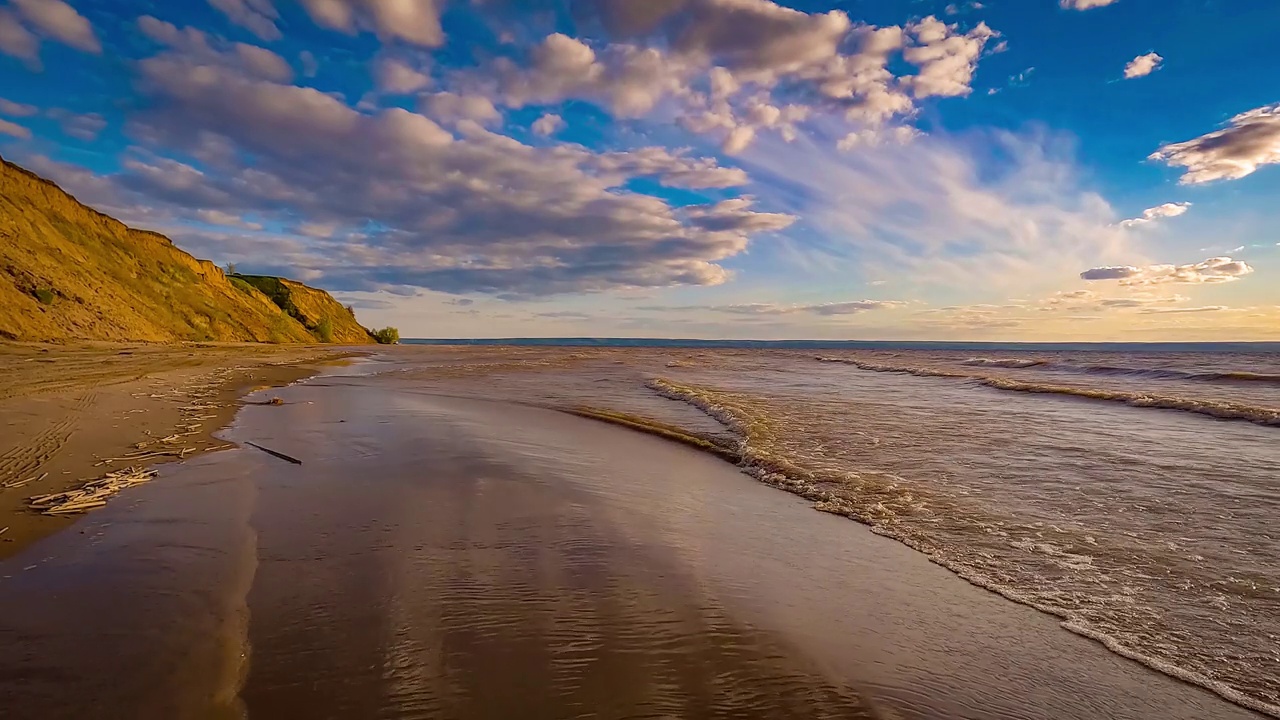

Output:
xmin=0 ymin=155 xmax=373 ymax=344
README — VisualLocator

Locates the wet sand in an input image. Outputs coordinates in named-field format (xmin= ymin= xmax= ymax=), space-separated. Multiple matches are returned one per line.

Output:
xmin=0 ymin=364 xmax=1266 ymax=719
xmin=0 ymin=343 xmax=355 ymax=559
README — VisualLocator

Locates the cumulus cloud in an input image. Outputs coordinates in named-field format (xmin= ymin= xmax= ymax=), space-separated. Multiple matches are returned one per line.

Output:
xmin=233 ymin=43 xmax=293 ymax=82
xmin=1150 ymin=103 xmax=1280 ymax=184
xmin=457 ymin=3 xmax=997 ymax=154
xmin=9 ymin=0 xmax=99 ymax=53
xmin=106 ymin=53 xmax=796 ymax=296
xmin=671 ymin=0 xmax=853 ymax=77
xmin=0 ymin=117 xmax=32 ymax=139
xmin=1060 ymin=0 xmax=1119 ymax=8
xmin=1118 ymin=201 xmax=1190 ymax=227
xmin=1080 ymin=257 xmax=1254 ymax=285
xmin=375 ymin=57 xmax=433 ymax=94
xmin=419 ymin=92 xmax=500 ymax=124
xmin=1123 ymin=52 xmax=1162 ymax=79
xmin=531 ymin=113 xmax=565 ymax=136
xmin=683 ymin=197 xmax=795 ymax=233
xmin=586 ymin=146 xmax=749 ymax=188
xmin=901 ymin=16 xmax=996 ymax=98
xmin=138 ymin=16 xmax=292 ymax=83
xmin=300 ymin=0 xmax=446 ymax=47
xmin=208 ymin=0 xmax=281 ymax=41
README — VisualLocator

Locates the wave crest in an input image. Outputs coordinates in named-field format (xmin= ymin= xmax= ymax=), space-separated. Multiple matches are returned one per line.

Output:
xmin=816 ymin=357 xmax=1280 ymax=427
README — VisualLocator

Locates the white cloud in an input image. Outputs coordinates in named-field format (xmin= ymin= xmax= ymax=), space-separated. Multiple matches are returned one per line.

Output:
xmin=138 ymin=16 xmax=291 ymax=83
xmin=837 ymin=125 xmax=919 ymax=151
xmin=1081 ymin=257 xmax=1254 ymax=285
xmin=9 ymin=0 xmax=99 ymax=53
xmin=1060 ymin=0 xmax=1119 ymax=9
xmin=531 ymin=113 xmax=565 ymax=136
xmin=1150 ymin=103 xmax=1280 ymax=184
xmin=586 ymin=146 xmax=749 ymax=188
xmin=234 ymin=43 xmax=293 ymax=82
xmin=745 ymin=125 xmax=1130 ymax=293
xmin=419 ymin=92 xmax=500 ymax=125
xmin=901 ymin=16 xmax=996 ymax=98
xmin=0 ymin=97 xmax=38 ymax=116
xmin=47 ymin=109 xmax=107 ymax=140
xmin=1118 ymin=201 xmax=1190 ymax=227
xmin=105 ymin=54 xmax=797 ymax=296
xmin=300 ymin=0 xmax=446 ymax=47
xmin=460 ymin=3 xmax=998 ymax=153
xmin=643 ymin=299 xmax=906 ymax=316
xmin=671 ymin=0 xmax=853 ymax=77
xmin=208 ymin=0 xmax=281 ymax=41
xmin=0 ymin=117 xmax=32 ymax=139
xmin=1123 ymin=52 xmax=1162 ymax=79
xmin=375 ymin=57 xmax=432 ymax=94
xmin=196 ymin=208 xmax=264 ymax=230
xmin=0 ymin=9 xmax=38 ymax=61
xmin=722 ymin=125 xmax=755 ymax=155
xmin=1138 ymin=305 xmax=1226 ymax=314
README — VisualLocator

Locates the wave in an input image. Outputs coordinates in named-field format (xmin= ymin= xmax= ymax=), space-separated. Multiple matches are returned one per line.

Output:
xmin=962 ymin=357 xmax=1047 ymax=369
xmin=646 ymin=376 xmax=1280 ymax=719
xmin=961 ymin=357 xmax=1280 ymax=384
xmin=817 ymin=357 xmax=1280 ymax=427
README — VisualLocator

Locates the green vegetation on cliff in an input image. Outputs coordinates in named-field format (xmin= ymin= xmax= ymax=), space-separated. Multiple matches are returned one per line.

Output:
xmin=0 ymin=156 xmax=374 ymax=344
xmin=233 ymin=275 xmax=375 ymax=344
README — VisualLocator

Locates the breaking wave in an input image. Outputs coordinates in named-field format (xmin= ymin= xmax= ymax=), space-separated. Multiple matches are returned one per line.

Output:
xmin=961 ymin=357 xmax=1280 ymax=384
xmin=962 ymin=358 xmax=1047 ymax=369
xmin=817 ymin=357 xmax=1280 ymax=427
xmin=646 ymin=376 xmax=1280 ymax=719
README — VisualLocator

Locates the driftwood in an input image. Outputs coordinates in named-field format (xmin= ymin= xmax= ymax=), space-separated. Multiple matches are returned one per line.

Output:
xmin=245 ymin=442 xmax=303 ymax=465
xmin=27 ymin=467 xmax=157 ymax=516
xmin=2 ymin=472 xmax=47 ymax=490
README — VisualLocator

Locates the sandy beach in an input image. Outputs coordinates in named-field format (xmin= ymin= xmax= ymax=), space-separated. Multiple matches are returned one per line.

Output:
xmin=0 ymin=343 xmax=357 ymax=559
xmin=0 ymin=352 xmax=1266 ymax=720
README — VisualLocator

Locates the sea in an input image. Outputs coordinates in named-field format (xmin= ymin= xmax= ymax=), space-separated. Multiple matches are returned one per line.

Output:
xmin=396 ymin=339 xmax=1280 ymax=716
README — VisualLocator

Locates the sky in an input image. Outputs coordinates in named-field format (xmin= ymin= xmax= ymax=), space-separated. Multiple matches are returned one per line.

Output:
xmin=1 ymin=0 xmax=1277 ymax=340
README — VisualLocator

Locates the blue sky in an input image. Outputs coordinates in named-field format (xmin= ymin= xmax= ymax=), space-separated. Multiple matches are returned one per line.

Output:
xmin=1 ymin=0 xmax=1277 ymax=339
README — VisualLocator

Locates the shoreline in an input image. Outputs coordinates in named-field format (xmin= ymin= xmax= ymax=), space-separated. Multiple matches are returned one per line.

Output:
xmin=0 ymin=367 xmax=1267 ymax=720
xmin=0 ymin=342 xmax=366 ymax=559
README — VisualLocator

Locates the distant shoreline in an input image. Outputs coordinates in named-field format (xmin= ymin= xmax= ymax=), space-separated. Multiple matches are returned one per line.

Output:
xmin=403 ymin=337 xmax=1280 ymax=352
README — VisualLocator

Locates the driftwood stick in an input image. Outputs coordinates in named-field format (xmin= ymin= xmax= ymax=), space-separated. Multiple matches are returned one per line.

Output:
xmin=245 ymin=442 xmax=303 ymax=465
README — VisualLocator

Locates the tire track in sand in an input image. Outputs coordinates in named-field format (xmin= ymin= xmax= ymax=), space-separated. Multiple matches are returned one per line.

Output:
xmin=0 ymin=387 xmax=98 ymax=486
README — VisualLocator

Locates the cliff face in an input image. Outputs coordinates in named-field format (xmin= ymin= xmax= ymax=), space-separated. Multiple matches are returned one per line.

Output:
xmin=0 ymin=156 xmax=373 ymax=344
xmin=233 ymin=275 xmax=374 ymax=344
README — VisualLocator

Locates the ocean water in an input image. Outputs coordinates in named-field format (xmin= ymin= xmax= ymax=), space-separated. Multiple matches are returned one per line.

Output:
xmin=387 ymin=344 xmax=1280 ymax=717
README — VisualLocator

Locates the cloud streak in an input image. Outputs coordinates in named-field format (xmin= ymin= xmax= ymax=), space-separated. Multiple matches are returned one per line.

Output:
xmin=1118 ymin=201 xmax=1190 ymax=227
xmin=1081 ymin=257 xmax=1254 ymax=285
xmin=1150 ymin=103 xmax=1280 ymax=184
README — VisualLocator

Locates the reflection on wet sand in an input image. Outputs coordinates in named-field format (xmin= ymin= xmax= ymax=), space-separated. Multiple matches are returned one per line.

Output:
xmin=239 ymin=389 xmax=874 ymax=719
xmin=0 ymin=361 xmax=1268 ymax=720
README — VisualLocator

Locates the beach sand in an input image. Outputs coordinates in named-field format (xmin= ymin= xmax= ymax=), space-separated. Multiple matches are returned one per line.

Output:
xmin=0 ymin=362 xmax=1264 ymax=720
xmin=0 ymin=342 xmax=357 ymax=559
